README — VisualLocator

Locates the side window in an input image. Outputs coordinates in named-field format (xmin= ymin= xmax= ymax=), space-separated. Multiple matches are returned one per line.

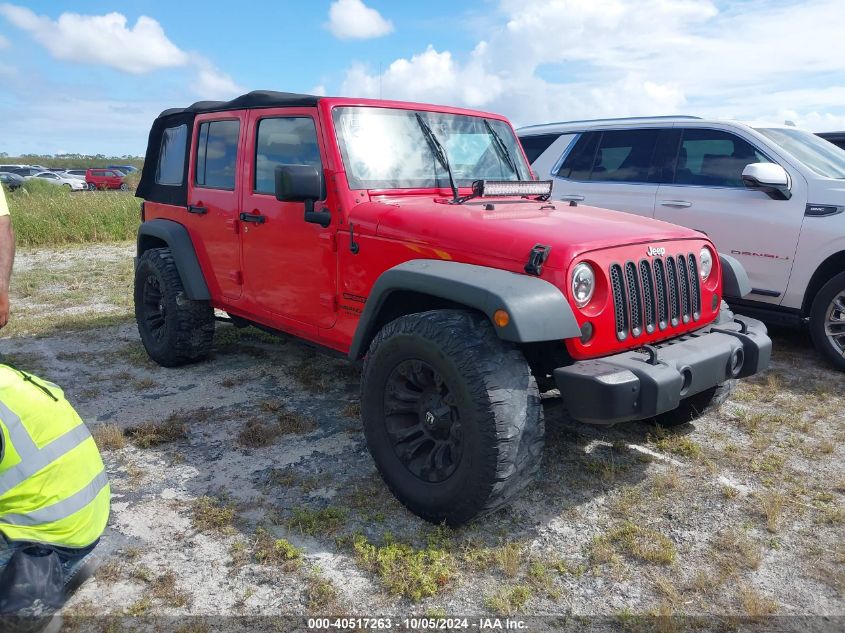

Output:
xmin=195 ymin=119 xmax=240 ymax=190
xmin=155 ymin=124 xmax=188 ymax=186
xmin=675 ymin=129 xmax=770 ymax=187
xmin=254 ymin=117 xmax=322 ymax=195
xmin=556 ymin=132 xmax=599 ymax=180
xmin=519 ymin=133 xmax=562 ymax=164
xmin=590 ymin=129 xmax=660 ymax=183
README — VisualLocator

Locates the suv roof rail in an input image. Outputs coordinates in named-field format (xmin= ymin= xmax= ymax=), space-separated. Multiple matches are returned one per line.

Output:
xmin=520 ymin=115 xmax=701 ymax=130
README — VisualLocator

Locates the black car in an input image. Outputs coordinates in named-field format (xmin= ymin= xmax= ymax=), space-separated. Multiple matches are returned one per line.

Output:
xmin=0 ymin=172 xmax=24 ymax=190
xmin=11 ymin=167 xmax=41 ymax=178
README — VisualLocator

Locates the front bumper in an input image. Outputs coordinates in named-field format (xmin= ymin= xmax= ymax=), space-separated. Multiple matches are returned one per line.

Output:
xmin=553 ymin=313 xmax=771 ymax=425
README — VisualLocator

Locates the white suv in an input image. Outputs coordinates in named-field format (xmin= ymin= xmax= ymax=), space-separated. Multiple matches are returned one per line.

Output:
xmin=518 ymin=117 xmax=845 ymax=370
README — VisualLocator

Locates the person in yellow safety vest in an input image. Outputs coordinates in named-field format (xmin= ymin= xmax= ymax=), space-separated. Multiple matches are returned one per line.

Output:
xmin=0 ymin=363 xmax=109 ymax=627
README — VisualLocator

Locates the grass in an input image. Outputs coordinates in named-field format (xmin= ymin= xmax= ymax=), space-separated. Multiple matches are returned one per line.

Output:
xmin=237 ymin=418 xmax=280 ymax=448
xmin=5 ymin=242 xmax=134 ymax=338
xmin=191 ymin=496 xmax=237 ymax=534
xmin=352 ymin=533 xmax=454 ymax=601
xmin=712 ymin=528 xmax=762 ymax=573
xmin=126 ymin=408 xmax=207 ymax=448
xmin=149 ymin=570 xmax=190 ymax=608
xmin=253 ymin=528 xmax=302 ymax=571
xmin=484 ymin=585 xmax=532 ymax=616
xmin=757 ymin=489 xmax=787 ymax=533
xmin=287 ymin=506 xmax=346 ymax=536
xmin=91 ymin=423 xmax=126 ymax=451
xmin=305 ymin=569 xmax=339 ymax=609
xmin=7 ymin=180 xmax=140 ymax=247
xmin=591 ymin=522 xmax=677 ymax=566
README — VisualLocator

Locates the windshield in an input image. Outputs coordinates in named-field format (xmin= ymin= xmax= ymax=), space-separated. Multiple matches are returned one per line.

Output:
xmin=333 ymin=106 xmax=531 ymax=190
xmin=755 ymin=127 xmax=845 ymax=179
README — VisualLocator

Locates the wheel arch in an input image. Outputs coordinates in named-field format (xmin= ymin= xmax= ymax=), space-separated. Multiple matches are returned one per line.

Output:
xmin=348 ymin=259 xmax=580 ymax=360
xmin=802 ymin=250 xmax=845 ymax=315
xmin=136 ymin=219 xmax=210 ymax=301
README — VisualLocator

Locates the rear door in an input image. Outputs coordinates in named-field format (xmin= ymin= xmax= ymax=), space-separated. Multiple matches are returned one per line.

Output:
xmin=187 ymin=112 xmax=246 ymax=300
xmin=550 ymin=129 xmax=662 ymax=217
xmin=654 ymin=127 xmax=806 ymax=303
xmin=240 ymin=108 xmax=337 ymax=331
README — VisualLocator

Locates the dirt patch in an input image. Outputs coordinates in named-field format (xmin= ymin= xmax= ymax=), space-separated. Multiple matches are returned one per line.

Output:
xmin=0 ymin=244 xmax=843 ymax=621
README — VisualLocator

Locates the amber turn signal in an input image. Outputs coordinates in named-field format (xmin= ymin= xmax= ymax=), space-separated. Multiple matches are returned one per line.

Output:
xmin=493 ymin=309 xmax=510 ymax=328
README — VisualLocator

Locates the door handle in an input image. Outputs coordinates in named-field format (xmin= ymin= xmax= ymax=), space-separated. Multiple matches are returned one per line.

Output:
xmin=187 ymin=204 xmax=207 ymax=214
xmin=239 ymin=212 xmax=266 ymax=224
xmin=661 ymin=200 xmax=692 ymax=208
xmin=559 ymin=194 xmax=585 ymax=202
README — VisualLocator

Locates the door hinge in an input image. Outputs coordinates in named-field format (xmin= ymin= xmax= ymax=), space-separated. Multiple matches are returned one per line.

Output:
xmin=525 ymin=244 xmax=551 ymax=276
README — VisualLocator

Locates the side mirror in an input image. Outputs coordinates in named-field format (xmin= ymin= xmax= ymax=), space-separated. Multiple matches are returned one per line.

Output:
xmin=741 ymin=163 xmax=792 ymax=200
xmin=274 ymin=165 xmax=330 ymax=227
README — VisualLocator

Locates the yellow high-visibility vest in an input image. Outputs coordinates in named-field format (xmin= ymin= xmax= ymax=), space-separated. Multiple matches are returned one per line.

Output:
xmin=0 ymin=364 xmax=109 ymax=548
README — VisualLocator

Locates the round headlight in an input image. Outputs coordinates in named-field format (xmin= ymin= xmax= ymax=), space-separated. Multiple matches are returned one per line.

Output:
xmin=699 ymin=247 xmax=714 ymax=281
xmin=571 ymin=262 xmax=595 ymax=308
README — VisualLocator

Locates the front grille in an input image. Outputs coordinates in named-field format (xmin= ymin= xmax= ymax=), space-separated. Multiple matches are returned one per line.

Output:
xmin=610 ymin=253 xmax=702 ymax=341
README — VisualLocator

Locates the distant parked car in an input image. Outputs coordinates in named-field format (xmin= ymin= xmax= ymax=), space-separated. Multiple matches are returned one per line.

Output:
xmin=817 ymin=131 xmax=845 ymax=151
xmin=0 ymin=164 xmax=28 ymax=173
xmin=86 ymin=168 xmax=129 ymax=191
xmin=60 ymin=169 xmax=89 ymax=179
xmin=11 ymin=167 xmax=42 ymax=178
xmin=108 ymin=164 xmax=138 ymax=174
xmin=33 ymin=171 xmax=87 ymax=191
xmin=0 ymin=172 xmax=24 ymax=191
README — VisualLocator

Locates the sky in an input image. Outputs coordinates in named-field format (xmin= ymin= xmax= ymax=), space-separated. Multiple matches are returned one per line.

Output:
xmin=1 ymin=0 xmax=844 ymax=156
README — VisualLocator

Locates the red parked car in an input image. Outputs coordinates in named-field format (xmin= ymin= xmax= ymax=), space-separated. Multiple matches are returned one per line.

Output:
xmin=86 ymin=168 xmax=129 ymax=191
xmin=134 ymin=91 xmax=771 ymax=525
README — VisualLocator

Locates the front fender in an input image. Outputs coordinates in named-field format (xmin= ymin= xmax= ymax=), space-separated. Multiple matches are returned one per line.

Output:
xmin=349 ymin=259 xmax=580 ymax=359
xmin=719 ymin=253 xmax=751 ymax=299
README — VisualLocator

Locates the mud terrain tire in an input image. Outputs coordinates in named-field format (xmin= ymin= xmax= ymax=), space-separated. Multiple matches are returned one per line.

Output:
xmin=134 ymin=247 xmax=214 ymax=367
xmin=361 ymin=310 xmax=544 ymax=526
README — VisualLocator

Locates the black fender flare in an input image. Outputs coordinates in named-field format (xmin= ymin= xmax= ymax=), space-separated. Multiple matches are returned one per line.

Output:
xmin=719 ymin=253 xmax=751 ymax=299
xmin=136 ymin=219 xmax=210 ymax=300
xmin=348 ymin=259 xmax=580 ymax=359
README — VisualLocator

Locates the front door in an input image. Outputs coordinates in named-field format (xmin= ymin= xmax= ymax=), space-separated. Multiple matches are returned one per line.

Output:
xmin=240 ymin=109 xmax=336 ymax=330
xmin=188 ymin=112 xmax=245 ymax=300
xmin=551 ymin=129 xmax=662 ymax=218
xmin=654 ymin=127 xmax=806 ymax=303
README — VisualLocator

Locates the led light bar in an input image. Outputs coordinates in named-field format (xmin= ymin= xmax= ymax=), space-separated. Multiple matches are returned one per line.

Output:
xmin=473 ymin=179 xmax=553 ymax=198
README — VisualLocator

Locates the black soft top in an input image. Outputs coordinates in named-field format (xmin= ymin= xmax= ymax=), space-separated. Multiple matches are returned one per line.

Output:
xmin=137 ymin=90 xmax=321 ymax=204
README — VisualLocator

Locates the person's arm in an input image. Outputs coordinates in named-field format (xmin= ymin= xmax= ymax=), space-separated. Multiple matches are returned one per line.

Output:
xmin=0 ymin=187 xmax=14 ymax=329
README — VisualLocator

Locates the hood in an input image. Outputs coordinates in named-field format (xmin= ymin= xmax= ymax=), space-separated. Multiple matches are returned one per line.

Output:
xmin=352 ymin=194 xmax=704 ymax=269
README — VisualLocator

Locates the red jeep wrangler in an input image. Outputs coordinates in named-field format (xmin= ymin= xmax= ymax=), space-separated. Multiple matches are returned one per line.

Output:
xmin=134 ymin=91 xmax=771 ymax=525
xmin=86 ymin=168 xmax=129 ymax=191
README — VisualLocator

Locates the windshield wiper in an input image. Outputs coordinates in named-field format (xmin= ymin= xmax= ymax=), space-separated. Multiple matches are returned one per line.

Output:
xmin=484 ymin=119 xmax=519 ymax=178
xmin=415 ymin=113 xmax=460 ymax=204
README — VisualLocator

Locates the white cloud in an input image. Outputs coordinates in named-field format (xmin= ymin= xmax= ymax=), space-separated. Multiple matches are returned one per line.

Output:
xmin=191 ymin=58 xmax=244 ymax=100
xmin=339 ymin=0 xmax=845 ymax=130
xmin=0 ymin=34 xmax=9 ymax=49
xmin=326 ymin=0 xmax=393 ymax=40
xmin=0 ymin=4 xmax=189 ymax=73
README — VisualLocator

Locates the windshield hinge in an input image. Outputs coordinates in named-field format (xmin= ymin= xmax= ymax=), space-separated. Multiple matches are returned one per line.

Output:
xmin=525 ymin=244 xmax=551 ymax=276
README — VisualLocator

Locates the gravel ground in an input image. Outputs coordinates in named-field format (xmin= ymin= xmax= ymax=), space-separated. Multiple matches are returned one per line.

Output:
xmin=0 ymin=244 xmax=843 ymax=632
